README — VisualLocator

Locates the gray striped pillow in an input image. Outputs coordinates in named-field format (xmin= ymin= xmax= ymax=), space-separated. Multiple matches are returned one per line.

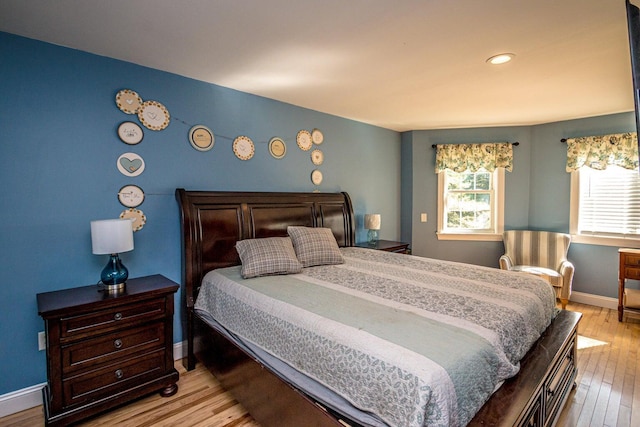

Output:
xmin=235 ymin=237 xmax=303 ymax=279
xmin=287 ymin=226 xmax=344 ymax=267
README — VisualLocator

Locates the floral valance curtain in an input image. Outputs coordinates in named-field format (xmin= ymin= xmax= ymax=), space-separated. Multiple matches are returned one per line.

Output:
xmin=434 ymin=142 xmax=513 ymax=173
xmin=565 ymin=132 xmax=638 ymax=172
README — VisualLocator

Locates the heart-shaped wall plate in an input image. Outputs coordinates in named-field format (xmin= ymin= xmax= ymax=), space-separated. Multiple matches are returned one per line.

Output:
xmin=117 ymin=152 xmax=145 ymax=177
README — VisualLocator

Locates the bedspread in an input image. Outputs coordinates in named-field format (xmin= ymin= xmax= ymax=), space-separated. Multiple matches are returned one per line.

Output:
xmin=195 ymin=248 xmax=557 ymax=427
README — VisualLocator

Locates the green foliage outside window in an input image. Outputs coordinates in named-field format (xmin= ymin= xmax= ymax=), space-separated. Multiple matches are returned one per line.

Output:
xmin=445 ymin=170 xmax=492 ymax=230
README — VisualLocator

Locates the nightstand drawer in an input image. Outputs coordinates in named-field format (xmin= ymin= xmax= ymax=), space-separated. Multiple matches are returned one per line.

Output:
xmin=62 ymin=323 xmax=165 ymax=374
xmin=62 ymin=349 xmax=165 ymax=408
xmin=624 ymin=253 xmax=640 ymax=266
xmin=624 ymin=267 xmax=640 ymax=280
xmin=61 ymin=299 xmax=165 ymax=339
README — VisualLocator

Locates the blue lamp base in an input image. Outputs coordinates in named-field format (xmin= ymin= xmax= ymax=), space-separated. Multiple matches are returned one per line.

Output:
xmin=367 ymin=229 xmax=379 ymax=245
xmin=100 ymin=253 xmax=128 ymax=293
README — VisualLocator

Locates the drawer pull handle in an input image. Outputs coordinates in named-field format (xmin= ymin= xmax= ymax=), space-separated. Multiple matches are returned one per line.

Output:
xmin=114 ymin=312 xmax=123 ymax=321
xmin=114 ymin=339 xmax=123 ymax=349
xmin=115 ymin=369 xmax=124 ymax=380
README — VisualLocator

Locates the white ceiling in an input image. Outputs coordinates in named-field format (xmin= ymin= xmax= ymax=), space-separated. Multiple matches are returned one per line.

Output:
xmin=0 ymin=0 xmax=635 ymax=131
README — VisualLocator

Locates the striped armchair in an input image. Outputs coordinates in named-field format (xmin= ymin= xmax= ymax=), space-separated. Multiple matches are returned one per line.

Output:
xmin=499 ymin=230 xmax=574 ymax=309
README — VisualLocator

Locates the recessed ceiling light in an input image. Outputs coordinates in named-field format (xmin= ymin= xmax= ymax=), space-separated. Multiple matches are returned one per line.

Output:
xmin=486 ymin=53 xmax=515 ymax=65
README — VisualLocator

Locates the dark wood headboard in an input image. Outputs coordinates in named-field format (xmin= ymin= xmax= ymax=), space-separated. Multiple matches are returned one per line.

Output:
xmin=175 ymin=189 xmax=355 ymax=310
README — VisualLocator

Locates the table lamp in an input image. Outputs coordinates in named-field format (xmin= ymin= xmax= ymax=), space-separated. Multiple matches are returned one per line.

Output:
xmin=91 ymin=219 xmax=134 ymax=292
xmin=364 ymin=214 xmax=381 ymax=245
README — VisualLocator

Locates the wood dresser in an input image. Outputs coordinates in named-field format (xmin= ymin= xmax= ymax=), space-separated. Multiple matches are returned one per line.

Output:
xmin=37 ymin=274 xmax=179 ymax=426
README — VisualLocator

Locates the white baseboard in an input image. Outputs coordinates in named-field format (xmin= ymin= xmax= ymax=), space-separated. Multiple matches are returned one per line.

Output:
xmin=0 ymin=340 xmax=186 ymax=418
xmin=569 ymin=291 xmax=618 ymax=310
xmin=0 ymin=383 xmax=46 ymax=418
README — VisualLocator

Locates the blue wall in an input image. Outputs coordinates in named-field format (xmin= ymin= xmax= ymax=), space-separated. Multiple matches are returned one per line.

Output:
xmin=402 ymin=112 xmax=636 ymax=300
xmin=402 ymin=125 xmax=533 ymax=265
xmin=0 ymin=32 xmax=401 ymax=395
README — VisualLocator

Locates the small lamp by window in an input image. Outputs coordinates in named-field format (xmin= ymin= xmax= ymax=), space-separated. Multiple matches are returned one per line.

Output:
xmin=364 ymin=214 xmax=381 ymax=245
xmin=91 ymin=219 xmax=134 ymax=293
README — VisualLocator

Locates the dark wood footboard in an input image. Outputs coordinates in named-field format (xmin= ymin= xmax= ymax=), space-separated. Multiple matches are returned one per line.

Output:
xmin=469 ymin=309 xmax=581 ymax=427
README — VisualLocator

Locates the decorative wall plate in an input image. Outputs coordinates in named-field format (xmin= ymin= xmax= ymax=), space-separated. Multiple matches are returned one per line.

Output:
xmin=311 ymin=169 xmax=323 ymax=185
xmin=119 ymin=208 xmax=146 ymax=232
xmin=117 ymin=152 xmax=145 ymax=177
xmin=137 ymin=100 xmax=170 ymax=131
xmin=189 ymin=125 xmax=215 ymax=151
xmin=233 ymin=135 xmax=255 ymax=160
xmin=311 ymin=128 xmax=324 ymax=145
xmin=296 ymin=130 xmax=313 ymax=151
xmin=117 ymin=121 xmax=144 ymax=145
xmin=269 ymin=137 xmax=286 ymax=159
xmin=311 ymin=149 xmax=324 ymax=165
xmin=115 ymin=89 xmax=143 ymax=114
xmin=118 ymin=185 xmax=145 ymax=208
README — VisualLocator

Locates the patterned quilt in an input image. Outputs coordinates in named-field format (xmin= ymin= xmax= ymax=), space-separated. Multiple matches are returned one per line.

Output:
xmin=195 ymin=248 xmax=557 ymax=427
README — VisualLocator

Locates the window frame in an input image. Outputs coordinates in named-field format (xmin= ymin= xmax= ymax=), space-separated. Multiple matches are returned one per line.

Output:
xmin=436 ymin=168 xmax=505 ymax=241
xmin=570 ymin=167 xmax=640 ymax=248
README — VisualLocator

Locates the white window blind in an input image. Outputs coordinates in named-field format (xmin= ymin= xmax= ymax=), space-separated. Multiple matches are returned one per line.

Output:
xmin=577 ymin=166 xmax=640 ymax=237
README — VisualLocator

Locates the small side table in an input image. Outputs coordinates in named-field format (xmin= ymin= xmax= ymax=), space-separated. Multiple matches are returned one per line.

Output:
xmin=355 ymin=240 xmax=410 ymax=254
xmin=37 ymin=274 xmax=179 ymax=426
xmin=618 ymin=248 xmax=640 ymax=321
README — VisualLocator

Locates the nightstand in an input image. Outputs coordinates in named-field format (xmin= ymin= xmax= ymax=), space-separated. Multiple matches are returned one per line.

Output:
xmin=37 ymin=274 xmax=179 ymax=426
xmin=355 ymin=240 xmax=411 ymax=254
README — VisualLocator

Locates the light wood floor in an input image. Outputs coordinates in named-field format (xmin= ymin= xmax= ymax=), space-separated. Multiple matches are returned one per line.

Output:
xmin=2 ymin=301 xmax=640 ymax=426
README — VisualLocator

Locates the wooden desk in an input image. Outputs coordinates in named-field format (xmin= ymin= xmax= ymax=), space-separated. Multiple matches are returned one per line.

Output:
xmin=618 ymin=248 xmax=640 ymax=321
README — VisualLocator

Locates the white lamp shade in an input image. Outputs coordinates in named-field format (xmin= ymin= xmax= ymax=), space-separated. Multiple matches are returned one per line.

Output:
xmin=364 ymin=214 xmax=381 ymax=230
xmin=91 ymin=219 xmax=134 ymax=255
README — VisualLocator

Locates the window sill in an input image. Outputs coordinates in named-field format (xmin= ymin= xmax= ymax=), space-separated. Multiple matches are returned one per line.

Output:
xmin=436 ymin=232 xmax=503 ymax=242
xmin=571 ymin=234 xmax=640 ymax=248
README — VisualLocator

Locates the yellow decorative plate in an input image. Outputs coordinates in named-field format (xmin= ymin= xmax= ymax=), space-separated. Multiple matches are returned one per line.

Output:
xmin=115 ymin=89 xmax=143 ymax=114
xmin=137 ymin=100 xmax=170 ymax=131
xmin=311 ymin=149 xmax=324 ymax=165
xmin=269 ymin=137 xmax=286 ymax=159
xmin=119 ymin=208 xmax=146 ymax=232
xmin=233 ymin=135 xmax=255 ymax=160
xmin=296 ymin=130 xmax=313 ymax=151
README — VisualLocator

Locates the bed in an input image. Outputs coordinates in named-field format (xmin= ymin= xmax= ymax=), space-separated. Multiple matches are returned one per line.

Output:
xmin=176 ymin=189 xmax=581 ymax=427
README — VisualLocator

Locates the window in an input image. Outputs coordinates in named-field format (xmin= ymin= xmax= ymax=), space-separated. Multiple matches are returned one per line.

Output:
xmin=570 ymin=165 xmax=640 ymax=246
xmin=437 ymin=168 xmax=504 ymax=241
